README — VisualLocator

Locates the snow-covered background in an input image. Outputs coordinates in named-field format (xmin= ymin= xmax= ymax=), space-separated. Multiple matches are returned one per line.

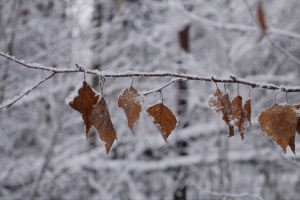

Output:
xmin=1 ymin=0 xmax=300 ymax=199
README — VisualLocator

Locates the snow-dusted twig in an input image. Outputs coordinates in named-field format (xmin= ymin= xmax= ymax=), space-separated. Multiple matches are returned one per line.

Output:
xmin=142 ymin=78 xmax=183 ymax=96
xmin=1 ymin=52 xmax=299 ymax=91
xmin=0 ymin=72 xmax=56 ymax=109
xmin=2 ymin=53 xmax=300 ymax=110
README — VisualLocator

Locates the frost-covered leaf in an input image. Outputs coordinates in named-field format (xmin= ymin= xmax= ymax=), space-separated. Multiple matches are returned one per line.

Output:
xmin=118 ymin=86 xmax=144 ymax=134
xmin=221 ymin=93 xmax=234 ymax=137
xmin=208 ymin=89 xmax=223 ymax=114
xmin=258 ymin=103 xmax=297 ymax=154
xmin=209 ymin=90 xmax=234 ymax=137
xmin=293 ymin=104 xmax=300 ymax=135
xmin=243 ymin=99 xmax=252 ymax=127
xmin=146 ymin=103 xmax=177 ymax=142
xmin=231 ymin=96 xmax=247 ymax=140
xmin=68 ymin=81 xmax=99 ymax=138
xmin=89 ymin=98 xmax=117 ymax=154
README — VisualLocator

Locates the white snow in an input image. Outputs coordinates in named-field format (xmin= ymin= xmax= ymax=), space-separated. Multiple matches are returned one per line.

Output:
xmin=65 ymin=81 xmax=84 ymax=104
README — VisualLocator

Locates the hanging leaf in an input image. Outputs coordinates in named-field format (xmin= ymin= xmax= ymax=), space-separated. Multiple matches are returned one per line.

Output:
xmin=68 ymin=81 xmax=99 ymax=138
xmin=256 ymin=0 xmax=267 ymax=43
xmin=293 ymin=104 xmax=300 ymax=135
xmin=221 ymin=93 xmax=234 ymax=137
xmin=89 ymin=98 xmax=117 ymax=154
xmin=208 ymin=89 xmax=223 ymax=114
xmin=243 ymin=99 xmax=252 ymax=127
xmin=258 ymin=103 xmax=297 ymax=154
xmin=231 ymin=96 xmax=247 ymax=140
xmin=118 ymin=86 xmax=145 ymax=134
xmin=146 ymin=103 xmax=177 ymax=142
xmin=209 ymin=90 xmax=234 ymax=136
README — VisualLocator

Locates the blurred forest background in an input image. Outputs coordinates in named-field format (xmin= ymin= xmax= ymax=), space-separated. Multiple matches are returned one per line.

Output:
xmin=1 ymin=0 xmax=300 ymax=199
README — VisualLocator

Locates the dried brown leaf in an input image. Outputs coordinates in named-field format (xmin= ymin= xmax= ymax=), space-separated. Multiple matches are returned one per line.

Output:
xmin=293 ymin=104 xmax=300 ymax=135
xmin=258 ymin=103 xmax=297 ymax=154
xmin=118 ymin=86 xmax=144 ymax=134
xmin=89 ymin=98 xmax=117 ymax=154
xmin=256 ymin=0 xmax=267 ymax=43
xmin=69 ymin=81 xmax=99 ymax=138
xmin=221 ymin=93 xmax=234 ymax=137
xmin=243 ymin=99 xmax=252 ymax=127
xmin=231 ymin=96 xmax=246 ymax=140
xmin=208 ymin=89 xmax=223 ymax=114
xmin=146 ymin=103 xmax=177 ymax=142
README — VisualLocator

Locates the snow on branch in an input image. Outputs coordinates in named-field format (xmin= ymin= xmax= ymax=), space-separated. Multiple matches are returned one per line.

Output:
xmin=1 ymin=53 xmax=300 ymax=109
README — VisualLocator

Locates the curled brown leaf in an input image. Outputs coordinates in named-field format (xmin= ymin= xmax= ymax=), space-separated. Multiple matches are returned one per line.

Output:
xmin=69 ymin=81 xmax=99 ymax=138
xmin=243 ymin=99 xmax=252 ymax=127
xmin=89 ymin=98 xmax=117 ymax=154
xmin=221 ymin=93 xmax=234 ymax=137
xmin=231 ymin=96 xmax=246 ymax=140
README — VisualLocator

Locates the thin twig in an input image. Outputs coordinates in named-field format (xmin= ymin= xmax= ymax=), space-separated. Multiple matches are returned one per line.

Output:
xmin=142 ymin=78 xmax=183 ymax=96
xmin=1 ymin=53 xmax=300 ymax=111
xmin=0 ymin=52 xmax=299 ymax=91
xmin=267 ymin=38 xmax=300 ymax=66
xmin=0 ymin=72 xmax=56 ymax=109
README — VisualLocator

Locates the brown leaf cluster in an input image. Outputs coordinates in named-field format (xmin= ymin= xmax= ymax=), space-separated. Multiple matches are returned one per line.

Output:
xmin=68 ymin=82 xmax=179 ymax=153
xmin=258 ymin=103 xmax=298 ymax=154
xmin=209 ymin=90 xmax=251 ymax=139
xmin=68 ymin=80 xmax=300 ymax=155
xmin=69 ymin=81 xmax=116 ymax=154
xmin=146 ymin=103 xmax=177 ymax=142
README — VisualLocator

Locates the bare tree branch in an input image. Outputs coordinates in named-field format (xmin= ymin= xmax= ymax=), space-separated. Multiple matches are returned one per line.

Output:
xmin=1 ymin=53 xmax=300 ymax=110
xmin=142 ymin=78 xmax=183 ymax=96
xmin=0 ymin=72 xmax=56 ymax=109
